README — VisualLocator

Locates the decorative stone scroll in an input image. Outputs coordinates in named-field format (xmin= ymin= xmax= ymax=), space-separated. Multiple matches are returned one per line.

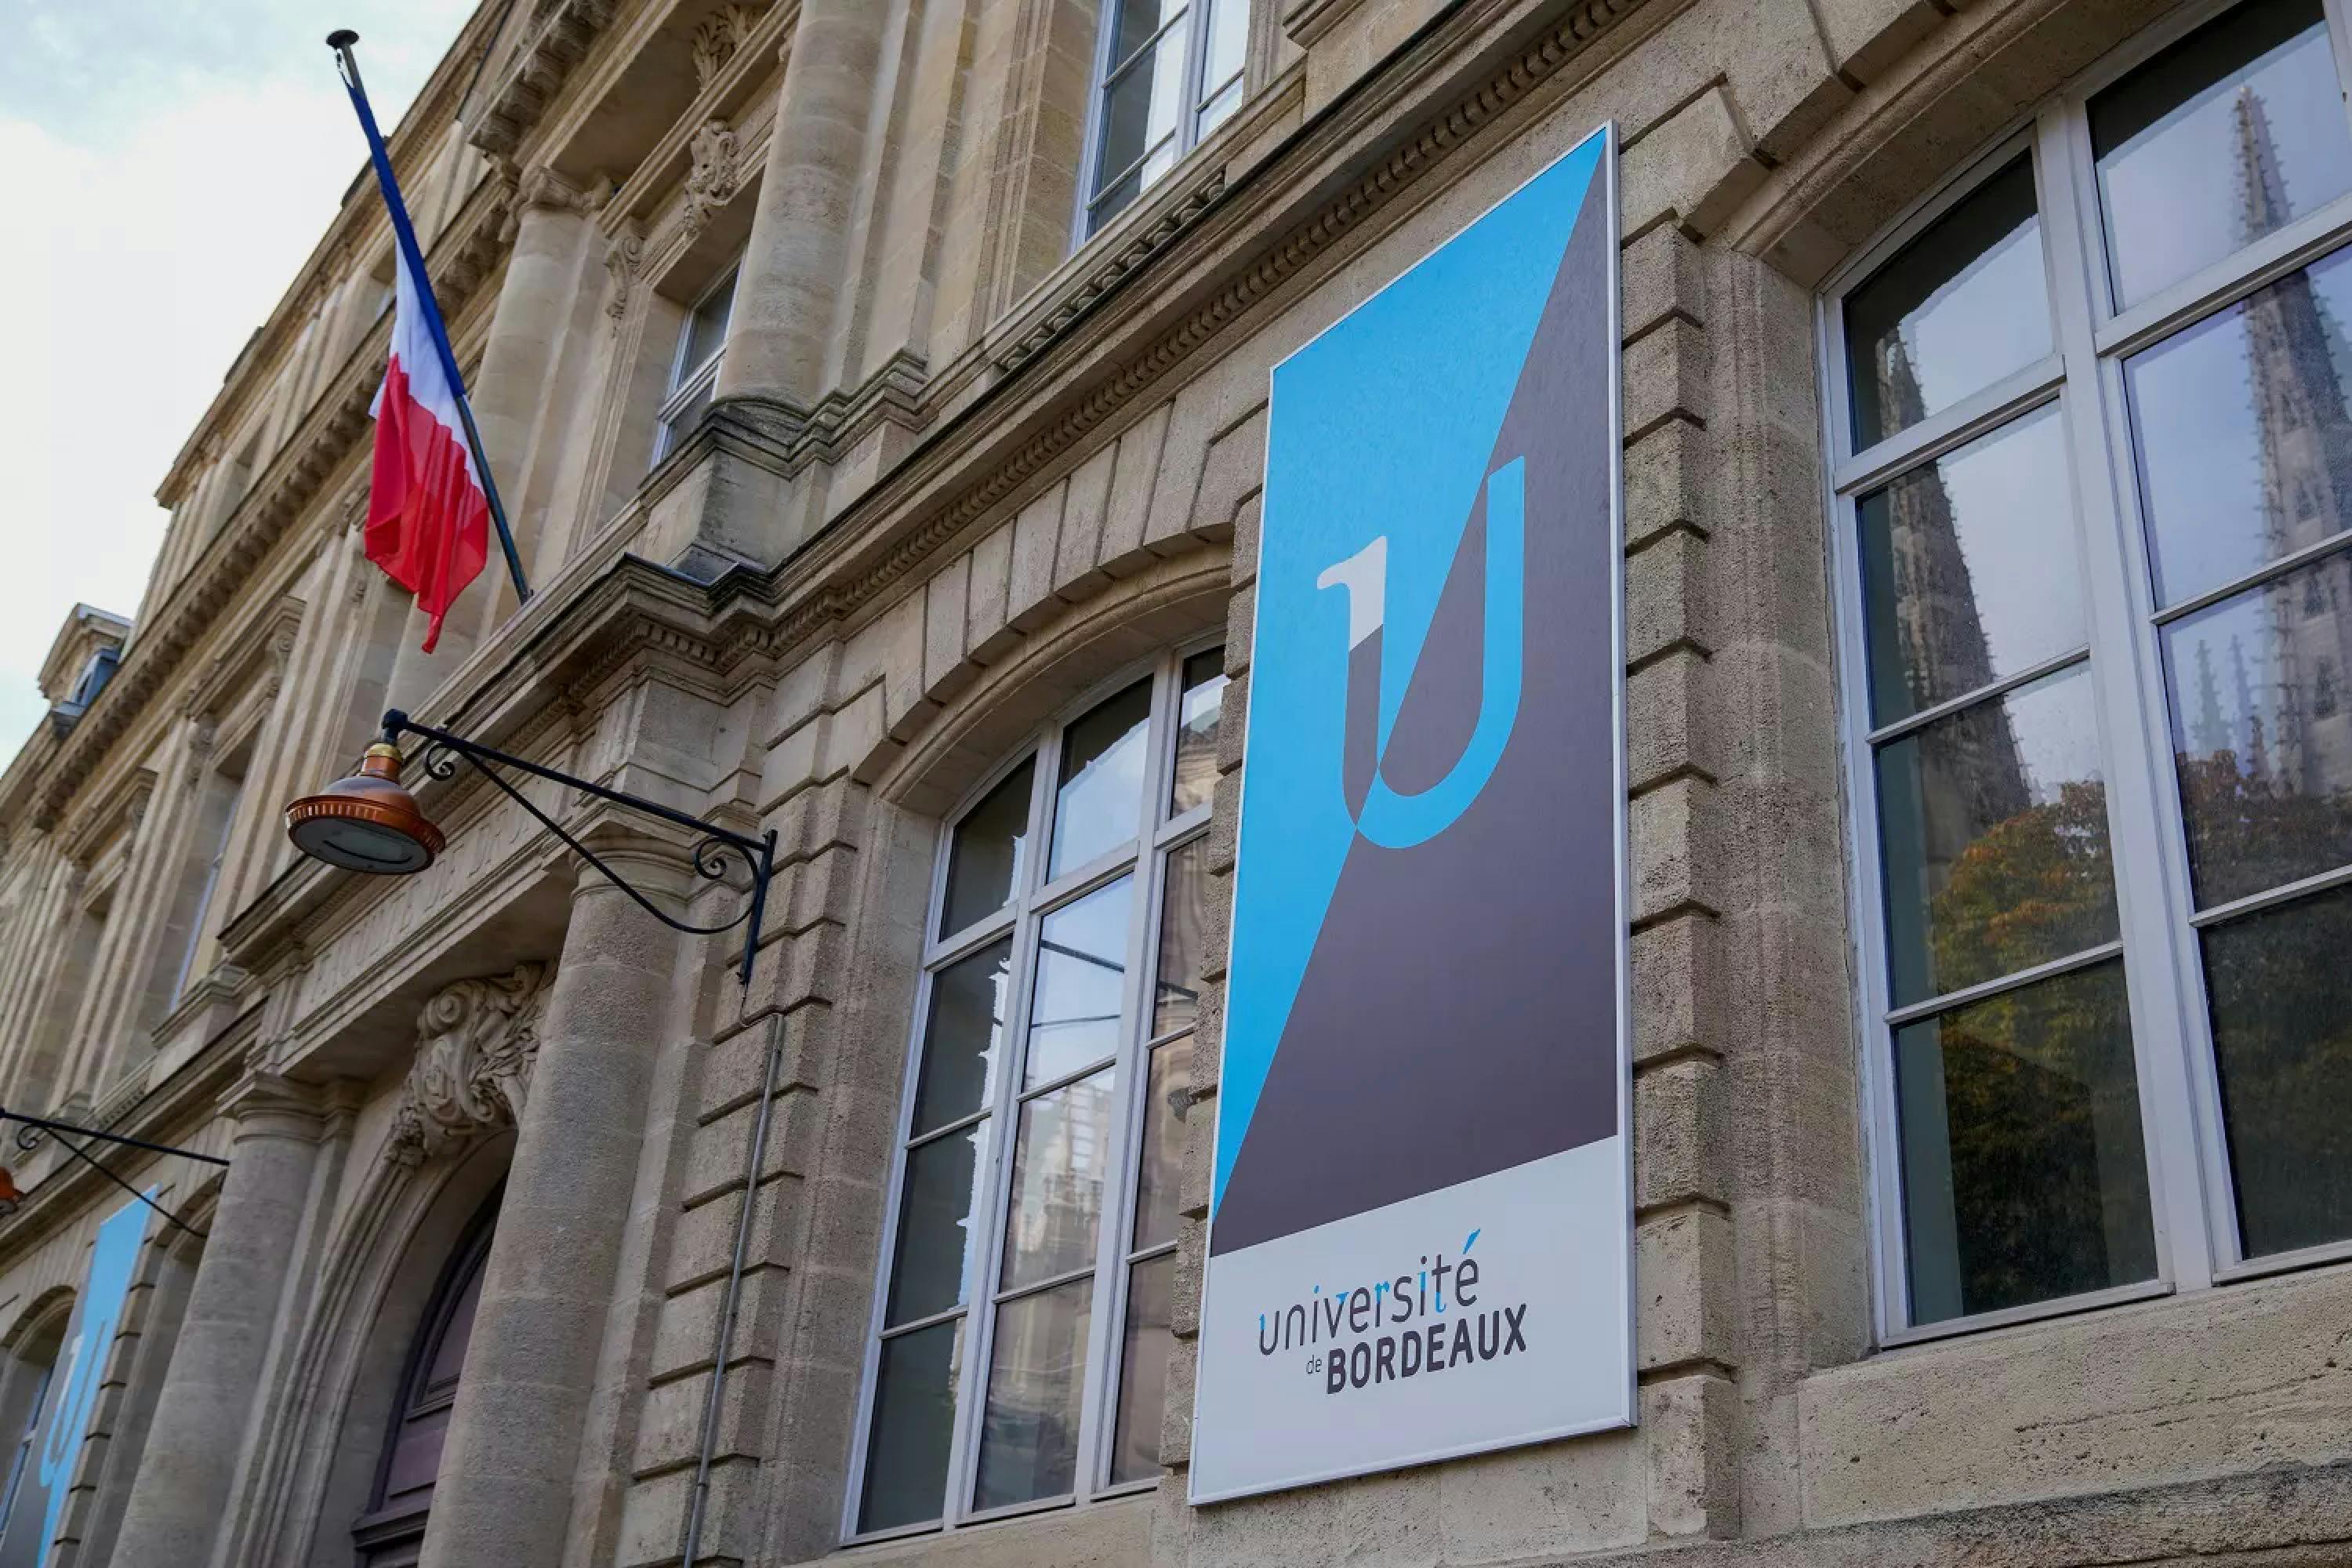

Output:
xmin=689 ymin=3 xmax=764 ymax=89
xmin=681 ymin=118 xmax=745 ymax=238
xmin=387 ymin=962 xmax=554 ymax=1165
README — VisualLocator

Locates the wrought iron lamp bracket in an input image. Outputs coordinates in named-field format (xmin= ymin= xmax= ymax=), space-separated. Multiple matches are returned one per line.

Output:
xmin=383 ymin=710 xmax=778 ymax=985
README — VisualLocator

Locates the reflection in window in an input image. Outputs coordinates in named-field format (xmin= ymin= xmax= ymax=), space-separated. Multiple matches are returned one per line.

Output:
xmin=2125 ymin=247 xmax=2352 ymax=606
xmin=1083 ymin=1 xmax=1251 ymax=239
xmin=1876 ymin=666 xmax=2118 ymax=1007
xmin=1845 ymin=158 xmax=2050 ymax=450
xmin=2092 ymin=0 xmax=2352 ymax=307
xmin=1858 ymin=404 xmax=2085 ymax=724
xmin=2203 ymin=882 xmax=2352 ymax=1254
xmin=858 ymin=647 xmax=1219 ymax=1532
xmin=2163 ymin=553 xmax=2352 ymax=906
xmin=1895 ymin=962 xmax=2155 ymax=1323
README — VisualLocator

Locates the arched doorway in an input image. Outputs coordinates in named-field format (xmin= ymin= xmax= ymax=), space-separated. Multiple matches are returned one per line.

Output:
xmin=350 ymin=1194 xmax=496 ymax=1566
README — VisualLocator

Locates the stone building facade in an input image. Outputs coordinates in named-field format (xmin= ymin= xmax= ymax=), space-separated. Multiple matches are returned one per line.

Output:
xmin=4 ymin=0 xmax=2352 ymax=1563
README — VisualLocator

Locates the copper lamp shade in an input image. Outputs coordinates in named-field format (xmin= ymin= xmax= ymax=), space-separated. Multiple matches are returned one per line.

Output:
xmin=284 ymin=743 xmax=444 ymax=874
xmin=0 ymin=1166 xmax=22 ymax=1216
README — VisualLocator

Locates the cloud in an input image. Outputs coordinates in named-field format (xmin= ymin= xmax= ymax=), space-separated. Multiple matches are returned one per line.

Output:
xmin=0 ymin=1 xmax=470 ymax=754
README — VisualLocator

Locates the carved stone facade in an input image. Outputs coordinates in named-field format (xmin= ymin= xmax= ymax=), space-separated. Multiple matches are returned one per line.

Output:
xmin=1 ymin=2 xmax=2349 ymax=1568
xmin=385 ymin=963 xmax=553 ymax=1166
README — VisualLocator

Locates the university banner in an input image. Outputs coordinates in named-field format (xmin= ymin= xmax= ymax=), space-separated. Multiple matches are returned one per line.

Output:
xmin=1190 ymin=124 xmax=1631 ymax=1503
xmin=0 ymin=1193 xmax=150 ymax=1567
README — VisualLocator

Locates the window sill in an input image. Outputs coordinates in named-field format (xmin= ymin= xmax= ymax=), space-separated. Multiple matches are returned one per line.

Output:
xmin=832 ymin=1487 xmax=1155 ymax=1563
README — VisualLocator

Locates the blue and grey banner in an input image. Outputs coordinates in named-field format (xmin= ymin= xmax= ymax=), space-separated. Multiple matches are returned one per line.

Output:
xmin=1191 ymin=125 xmax=1631 ymax=1503
xmin=0 ymin=1193 xmax=149 ymax=1567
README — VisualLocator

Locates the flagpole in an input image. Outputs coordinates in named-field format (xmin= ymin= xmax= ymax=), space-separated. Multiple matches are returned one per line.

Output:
xmin=326 ymin=29 xmax=532 ymax=607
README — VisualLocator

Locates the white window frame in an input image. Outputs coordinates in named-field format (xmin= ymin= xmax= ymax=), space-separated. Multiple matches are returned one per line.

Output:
xmin=844 ymin=640 xmax=1225 ymax=1543
xmin=1075 ymin=1 xmax=1249 ymax=242
xmin=1821 ymin=0 xmax=2352 ymax=1347
xmin=652 ymin=263 xmax=740 ymax=466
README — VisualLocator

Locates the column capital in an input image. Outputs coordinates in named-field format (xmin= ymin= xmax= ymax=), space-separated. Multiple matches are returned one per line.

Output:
xmin=220 ymin=1071 xmax=329 ymax=1143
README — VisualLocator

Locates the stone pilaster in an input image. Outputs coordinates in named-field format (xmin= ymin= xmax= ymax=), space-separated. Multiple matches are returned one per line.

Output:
xmin=107 ymin=1076 xmax=328 ymax=1568
xmin=416 ymin=849 xmax=687 ymax=1568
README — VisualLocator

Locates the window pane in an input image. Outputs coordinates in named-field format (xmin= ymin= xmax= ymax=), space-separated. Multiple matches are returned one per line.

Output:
xmin=911 ymin=939 xmax=1011 ymax=1138
xmin=1027 ymin=876 xmax=1133 ymax=1087
xmin=1110 ymin=1252 xmax=1174 ymax=1483
xmin=659 ymin=376 xmax=713 ymax=456
xmin=1051 ymin=681 xmax=1152 ymax=877
xmin=1152 ymin=839 xmax=1210 ymax=1036
xmin=2091 ymin=0 xmax=2352 ymax=309
xmin=858 ymin=1319 xmax=964 ymax=1534
xmin=1001 ymin=1070 xmax=1115 ymax=1292
xmin=1857 ymin=404 xmax=2085 ymax=725
xmin=2124 ymin=248 xmax=2352 ymax=608
xmin=1198 ymin=74 xmax=1243 ymax=138
xmin=2203 ymin=882 xmax=2352 ymax=1255
xmin=973 ymin=1278 xmax=1092 ymax=1511
xmin=680 ymin=269 xmax=736 ymax=380
xmin=2162 ymin=550 xmax=2352 ymax=906
xmin=1875 ymin=664 xmax=2118 ymax=1007
xmin=1106 ymin=0 xmax=1185 ymax=67
xmin=1132 ymin=1034 xmax=1193 ymax=1253
xmin=1894 ymin=960 xmax=2154 ymax=1324
xmin=1171 ymin=651 xmax=1227 ymax=814
xmin=886 ymin=1127 xmax=985 ymax=1326
xmin=1093 ymin=17 xmax=1191 ymax=210
xmin=1845 ymin=158 xmax=2049 ymax=451
xmin=943 ymin=760 xmax=1034 ymax=938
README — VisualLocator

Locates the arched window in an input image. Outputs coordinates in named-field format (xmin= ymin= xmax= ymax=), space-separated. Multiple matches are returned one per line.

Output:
xmin=850 ymin=643 xmax=1228 ymax=1539
xmin=352 ymin=1199 xmax=497 ymax=1567
xmin=0 ymin=1307 xmax=66 ymax=1537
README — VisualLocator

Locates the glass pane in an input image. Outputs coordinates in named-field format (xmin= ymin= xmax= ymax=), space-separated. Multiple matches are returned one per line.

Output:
xmin=885 ymin=1127 xmax=984 ymax=1326
xmin=1857 ymin=404 xmax=2084 ymax=725
xmin=1132 ymin=1034 xmax=1193 ymax=1253
xmin=2202 ymin=882 xmax=2352 ymax=1255
xmin=2091 ymin=0 xmax=2352 ymax=309
xmin=2162 ymin=550 xmax=2352 ymax=906
xmin=1845 ymin=158 xmax=2049 ymax=451
xmin=1027 ymin=875 xmax=1133 ymax=1086
xmin=1894 ymin=960 xmax=2154 ymax=1325
xmin=1051 ymin=681 xmax=1152 ymax=877
xmin=680 ymin=268 xmax=736 ymax=380
xmin=910 ymin=938 xmax=1011 ymax=1138
xmin=2124 ymin=248 xmax=2352 ymax=608
xmin=943 ymin=760 xmax=1035 ymax=938
xmin=1171 ymin=650 xmax=1227 ymax=814
xmin=973 ymin=1278 xmax=1092 ymax=1511
xmin=1152 ymin=839 xmax=1209 ymax=1036
xmin=1110 ymin=1253 xmax=1174 ymax=1483
xmin=1875 ymin=664 xmax=2118 ymax=1007
xmin=1106 ymin=0 xmax=1185 ymax=67
xmin=858 ymin=1319 xmax=964 ymax=1534
xmin=1201 ymin=0 xmax=1247 ymax=92
xmin=1198 ymin=74 xmax=1243 ymax=138
xmin=658 ymin=376 xmax=713 ymax=456
xmin=1001 ymin=1070 xmax=1116 ymax=1292
xmin=1093 ymin=18 xmax=1192 ymax=209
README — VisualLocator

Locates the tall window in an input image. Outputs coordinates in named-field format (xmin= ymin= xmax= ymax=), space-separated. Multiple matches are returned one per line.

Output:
xmin=652 ymin=264 xmax=738 ymax=466
xmin=1079 ymin=1 xmax=1249 ymax=239
xmin=1826 ymin=0 xmax=2352 ymax=1341
xmin=851 ymin=645 xmax=1228 ymax=1538
xmin=0 ymin=1316 xmax=62 ymax=1536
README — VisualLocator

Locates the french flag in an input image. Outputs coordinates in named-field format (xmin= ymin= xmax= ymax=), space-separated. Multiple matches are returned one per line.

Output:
xmin=366 ymin=245 xmax=488 ymax=653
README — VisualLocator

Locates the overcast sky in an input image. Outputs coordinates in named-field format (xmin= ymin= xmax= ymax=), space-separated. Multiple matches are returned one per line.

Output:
xmin=0 ymin=0 xmax=475 ymax=753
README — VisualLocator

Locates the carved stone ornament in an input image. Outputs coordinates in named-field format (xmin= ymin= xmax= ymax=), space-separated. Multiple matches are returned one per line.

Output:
xmin=681 ymin=118 xmax=744 ymax=237
xmin=689 ymin=3 xmax=763 ymax=89
xmin=387 ymin=963 xmax=554 ymax=1166
xmin=604 ymin=225 xmax=648 ymax=321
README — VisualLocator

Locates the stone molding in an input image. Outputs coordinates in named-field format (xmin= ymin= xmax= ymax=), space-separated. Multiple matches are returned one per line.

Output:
xmin=470 ymin=0 xmax=623 ymax=159
xmin=995 ymin=169 xmax=1230 ymax=374
xmin=681 ymin=118 xmax=747 ymax=238
xmin=1280 ymin=0 xmax=1373 ymax=47
xmin=386 ymin=962 xmax=554 ymax=1166
xmin=690 ymin=2 xmax=768 ymax=89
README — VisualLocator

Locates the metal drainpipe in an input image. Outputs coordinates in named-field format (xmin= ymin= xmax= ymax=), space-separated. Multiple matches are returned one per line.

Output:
xmin=681 ymin=1016 xmax=788 ymax=1568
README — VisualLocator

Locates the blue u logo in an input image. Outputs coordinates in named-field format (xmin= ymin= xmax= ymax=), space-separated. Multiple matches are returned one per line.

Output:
xmin=1316 ymin=457 xmax=1525 ymax=848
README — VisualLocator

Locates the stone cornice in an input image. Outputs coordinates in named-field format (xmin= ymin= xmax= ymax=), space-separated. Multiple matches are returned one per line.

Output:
xmin=470 ymin=0 xmax=626 ymax=159
xmin=24 ymin=172 xmax=517 ymax=833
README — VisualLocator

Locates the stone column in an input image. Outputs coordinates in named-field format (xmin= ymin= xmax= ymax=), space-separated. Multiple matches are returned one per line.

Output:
xmin=107 ymin=1077 xmax=326 ymax=1567
xmin=417 ymin=850 xmax=685 ymax=1568
xmin=712 ymin=0 xmax=890 ymax=410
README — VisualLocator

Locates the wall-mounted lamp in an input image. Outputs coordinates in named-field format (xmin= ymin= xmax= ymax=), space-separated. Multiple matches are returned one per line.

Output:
xmin=0 ymin=1107 xmax=230 ymax=1237
xmin=284 ymin=710 xmax=778 ymax=984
